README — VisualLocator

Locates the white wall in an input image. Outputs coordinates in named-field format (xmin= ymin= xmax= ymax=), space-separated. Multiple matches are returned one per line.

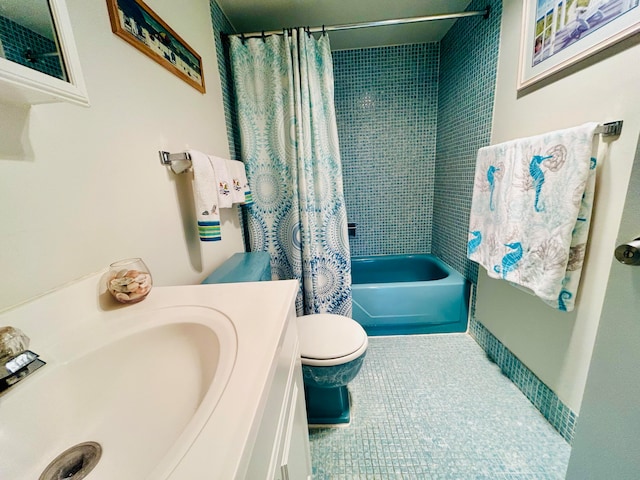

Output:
xmin=566 ymin=128 xmax=640 ymax=480
xmin=0 ymin=0 xmax=244 ymax=312
xmin=475 ymin=0 xmax=640 ymax=413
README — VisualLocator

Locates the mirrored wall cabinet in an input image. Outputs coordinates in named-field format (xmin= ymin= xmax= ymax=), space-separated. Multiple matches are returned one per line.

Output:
xmin=0 ymin=0 xmax=89 ymax=106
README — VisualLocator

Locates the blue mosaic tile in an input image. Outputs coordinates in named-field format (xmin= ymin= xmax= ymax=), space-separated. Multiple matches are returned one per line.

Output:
xmin=209 ymin=1 xmax=241 ymax=160
xmin=469 ymin=317 xmax=578 ymax=444
xmin=432 ymin=0 xmax=503 ymax=285
xmin=310 ymin=334 xmax=571 ymax=478
xmin=332 ymin=43 xmax=440 ymax=257
xmin=330 ymin=0 xmax=502 ymax=279
xmin=209 ymin=1 xmax=249 ymax=248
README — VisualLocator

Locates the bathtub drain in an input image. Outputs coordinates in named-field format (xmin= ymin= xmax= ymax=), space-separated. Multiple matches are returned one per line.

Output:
xmin=39 ymin=441 xmax=102 ymax=480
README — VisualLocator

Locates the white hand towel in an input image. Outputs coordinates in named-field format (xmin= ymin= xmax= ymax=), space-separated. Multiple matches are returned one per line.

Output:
xmin=209 ymin=155 xmax=233 ymax=208
xmin=188 ymin=150 xmax=221 ymax=242
xmin=228 ymin=160 xmax=254 ymax=205
xmin=467 ymin=122 xmax=599 ymax=312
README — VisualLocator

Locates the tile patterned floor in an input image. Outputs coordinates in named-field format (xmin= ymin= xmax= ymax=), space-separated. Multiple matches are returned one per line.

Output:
xmin=309 ymin=334 xmax=571 ymax=479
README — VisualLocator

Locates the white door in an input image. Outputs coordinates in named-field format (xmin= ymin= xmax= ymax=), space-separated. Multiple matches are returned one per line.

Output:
xmin=566 ymin=142 xmax=640 ymax=479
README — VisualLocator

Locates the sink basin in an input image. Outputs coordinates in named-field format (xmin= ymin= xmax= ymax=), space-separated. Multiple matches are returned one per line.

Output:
xmin=0 ymin=305 xmax=237 ymax=479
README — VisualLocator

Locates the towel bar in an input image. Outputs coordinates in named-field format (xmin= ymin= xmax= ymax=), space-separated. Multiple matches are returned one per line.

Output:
xmin=595 ymin=121 xmax=623 ymax=137
xmin=159 ymin=121 xmax=622 ymax=173
xmin=159 ymin=151 xmax=192 ymax=174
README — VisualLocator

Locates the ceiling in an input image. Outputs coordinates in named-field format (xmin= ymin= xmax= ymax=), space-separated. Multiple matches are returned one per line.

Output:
xmin=216 ymin=0 xmax=474 ymax=50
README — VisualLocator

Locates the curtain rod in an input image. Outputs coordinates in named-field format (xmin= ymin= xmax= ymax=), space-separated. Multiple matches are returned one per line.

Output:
xmin=226 ymin=6 xmax=491 ymax=39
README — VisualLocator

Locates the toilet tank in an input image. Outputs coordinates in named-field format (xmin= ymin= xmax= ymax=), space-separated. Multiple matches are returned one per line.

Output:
xmin=201 ymin=252 xmax=272 ymax=284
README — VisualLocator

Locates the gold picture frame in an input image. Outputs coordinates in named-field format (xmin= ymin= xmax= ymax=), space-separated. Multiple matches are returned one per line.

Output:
xmin=106 ymin=0 xmax=205 ymax=93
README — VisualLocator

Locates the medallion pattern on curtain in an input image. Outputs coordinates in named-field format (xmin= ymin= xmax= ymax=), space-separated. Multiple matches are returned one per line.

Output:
xmin=229 ymin=29 xmax=351 ymax=316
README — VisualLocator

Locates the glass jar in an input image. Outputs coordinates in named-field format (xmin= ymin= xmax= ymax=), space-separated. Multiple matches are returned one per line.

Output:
xmin=107 ymin=258 xmax=153 ymax=304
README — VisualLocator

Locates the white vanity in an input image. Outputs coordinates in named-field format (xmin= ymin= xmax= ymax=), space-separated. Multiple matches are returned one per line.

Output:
xmin=0 ymin=274 xmax=312 ymax=479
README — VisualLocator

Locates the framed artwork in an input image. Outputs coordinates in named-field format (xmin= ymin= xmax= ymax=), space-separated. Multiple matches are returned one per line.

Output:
xmin=518 ymin=0 xmax=640 ymax=90
xmin=106 ymin=0 xmax=205 ymax=93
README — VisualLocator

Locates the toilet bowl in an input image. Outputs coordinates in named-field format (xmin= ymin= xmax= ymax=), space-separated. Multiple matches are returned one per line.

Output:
xmin=296 ymin=313 xmax=368 ymax=425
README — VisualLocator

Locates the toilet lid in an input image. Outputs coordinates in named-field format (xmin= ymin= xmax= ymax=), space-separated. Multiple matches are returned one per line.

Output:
xmin=297 ymin=314 xmax=367 ymax=360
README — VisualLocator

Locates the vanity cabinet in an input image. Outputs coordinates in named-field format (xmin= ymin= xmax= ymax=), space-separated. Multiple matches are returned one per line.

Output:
xmin=0 ymin=272 xmax=308 ymax=478
xmin=245 ymin=307 xmax=312 ymax=480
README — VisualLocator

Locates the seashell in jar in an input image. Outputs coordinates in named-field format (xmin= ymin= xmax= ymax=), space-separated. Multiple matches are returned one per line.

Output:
xmin=124 ymin=269 xmax=141 ymax=278
xmin=107 ymin=259 xmax=152 ymax=304
xmin=128 ymin=292 xmax=143 ymax=301
xmin=110 ymin=276 xmax=133 ymax=287
xmin=132 ymin=273 xmax=148 ymax=284
xmin=115 ymin=292 xmax=131 ymax=303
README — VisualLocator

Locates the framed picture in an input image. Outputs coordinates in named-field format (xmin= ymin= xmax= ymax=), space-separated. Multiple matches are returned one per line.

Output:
xmin=518 ymin=0 xmax=640 ymax=90
xmin=106 ymin=0 xmax=205 ymax=93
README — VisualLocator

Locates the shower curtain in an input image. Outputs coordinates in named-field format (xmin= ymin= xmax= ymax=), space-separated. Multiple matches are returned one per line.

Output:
xmin=229 ymin=29 xmax=352 ymax=317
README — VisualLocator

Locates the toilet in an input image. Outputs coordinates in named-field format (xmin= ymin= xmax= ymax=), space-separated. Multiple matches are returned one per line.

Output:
xmin=296 ymin=313 xmax=368 ymax=425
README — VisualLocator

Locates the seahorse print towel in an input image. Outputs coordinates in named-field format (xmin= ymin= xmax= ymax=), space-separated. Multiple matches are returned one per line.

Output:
xmin=467 ymin=123 xmax=599 ymax=312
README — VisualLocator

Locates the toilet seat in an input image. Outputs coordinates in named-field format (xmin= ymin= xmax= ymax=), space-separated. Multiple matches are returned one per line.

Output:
xmin=297 ymin=314 xmax=368 ymax=367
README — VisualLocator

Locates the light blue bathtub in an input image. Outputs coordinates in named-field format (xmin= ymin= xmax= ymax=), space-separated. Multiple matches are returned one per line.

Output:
xmin=351 ymin=254 xmax=469 ymax=336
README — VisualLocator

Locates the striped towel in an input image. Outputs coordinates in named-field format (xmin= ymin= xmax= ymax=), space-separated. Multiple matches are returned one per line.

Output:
xmin=188 ymin=150 xmax=221 ymax=242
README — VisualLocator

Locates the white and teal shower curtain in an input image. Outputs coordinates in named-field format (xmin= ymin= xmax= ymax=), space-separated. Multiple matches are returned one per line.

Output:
xmin=229 ymin=29 xmax=351 ymax=316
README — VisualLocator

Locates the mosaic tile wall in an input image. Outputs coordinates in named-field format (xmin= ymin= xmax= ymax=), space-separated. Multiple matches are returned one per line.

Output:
xmin=332 ymin=43 xmax=440 ymax=256
xmin=432 ymin=0 xmax=502 ymax=284
xmin=469 ymin=316 xmax=578 ymax=444
xmin=209 ymin=1 xmax=241 ymax=160
xmin=209 ymin=1 xmax=249 ymax=249
xmin=0 ymin=15 xmax=65 ymax=80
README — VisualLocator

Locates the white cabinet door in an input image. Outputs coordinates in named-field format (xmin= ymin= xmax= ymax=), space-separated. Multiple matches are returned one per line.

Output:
xmin=279 ymin=371 xmax=312 ymax=480
xmin=244 ymin=317 xmax=312 ymax=480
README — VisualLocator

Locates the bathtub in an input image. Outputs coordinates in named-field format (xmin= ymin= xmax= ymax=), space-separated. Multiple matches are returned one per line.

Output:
xmin=351 ymin=254 xmax=469 ymax=336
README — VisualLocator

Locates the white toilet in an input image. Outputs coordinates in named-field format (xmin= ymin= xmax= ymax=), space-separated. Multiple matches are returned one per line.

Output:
xmin=296 ymin=313 xmax=368 ymax=425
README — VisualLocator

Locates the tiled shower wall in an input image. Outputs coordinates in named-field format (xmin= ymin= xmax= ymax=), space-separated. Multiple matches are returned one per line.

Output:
xmin=331 ymin=0 xmax=502 ymax=274
xmin=432 ymin=0 xmax=503 ymax=284
xmin=332 ymin=44 xmax=440 ymax=257
xmin=209 ymin=2 xmax=249 ymax=249
xmin=209 ymin=1 xmax=240 ymax=160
